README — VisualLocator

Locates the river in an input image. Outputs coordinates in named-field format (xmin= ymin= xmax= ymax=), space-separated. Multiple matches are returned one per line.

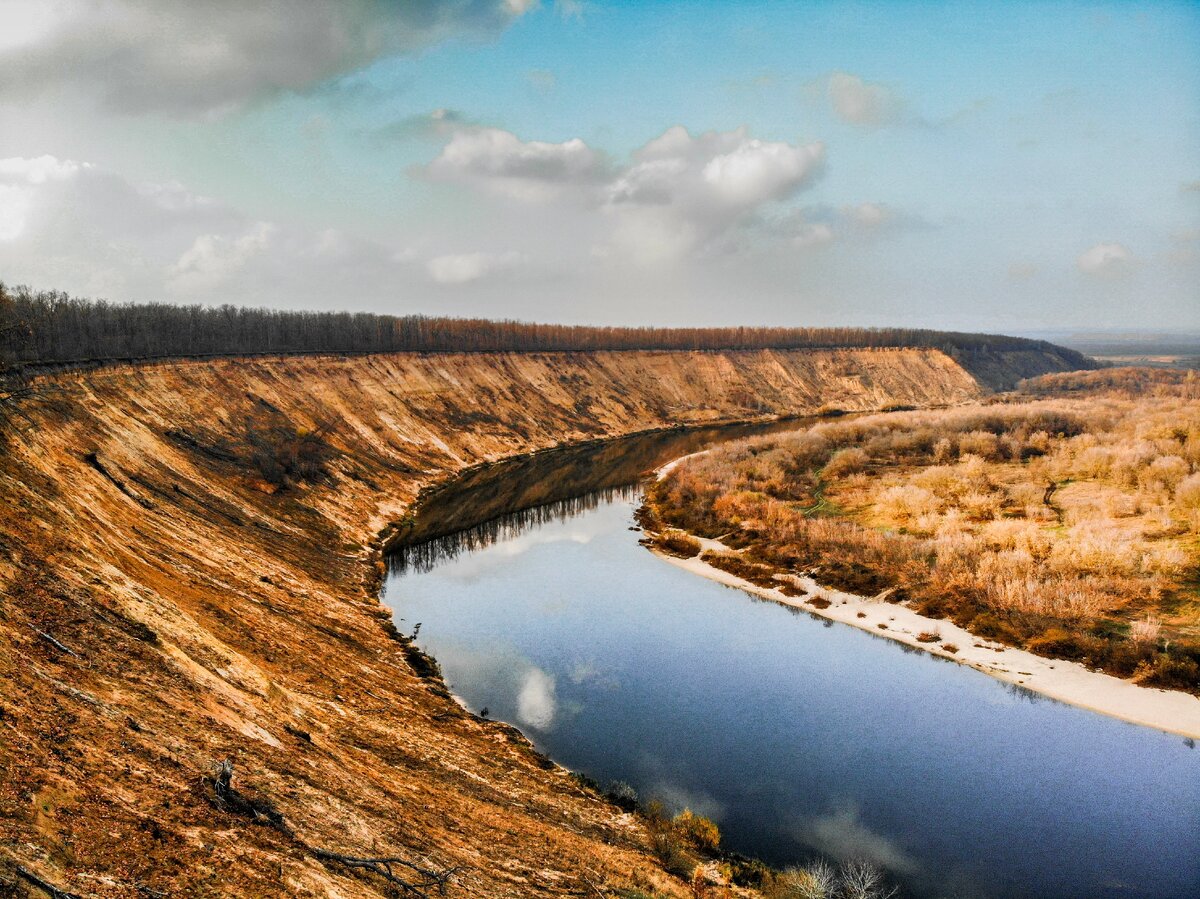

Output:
xmin=381 ymin=426 xmax=1200 ymax=899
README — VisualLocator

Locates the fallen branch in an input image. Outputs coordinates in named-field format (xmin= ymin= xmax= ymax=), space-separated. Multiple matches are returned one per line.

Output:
xmin=201 ymin=760 xmax=461 ymax=896
xmin=32 ymin=626 xmax=78 ymax=657
xmin=8 ymin=862 xmax=84 ymax=899
xmin=311 ymin=848 xmax=458 ymax=897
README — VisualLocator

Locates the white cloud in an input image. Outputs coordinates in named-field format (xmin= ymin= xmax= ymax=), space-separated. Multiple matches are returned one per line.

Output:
xmin=0 ymin=1 xmax=535 ymax=116
xmin=842 ymin=202 xmax=891 ymax=228
xmin=0 ymin=154 xmax=87 ymax=184
xmin=604 ymin=126 xmax=825 ymax=262
xmin=423 ymin=127 xmax=610 ymax=201
xmin=427 ymin=251 xmax=524 ymax=284
xmin=1077 ymin=242 xmax=1135 ymax=277
xmin=702 ymin=139 xmax=822 ymax=206
xmin=422 ymin=124 xmax=824 ymax=260
xmin=825 ymin=71 xmax=904 ymax=127
xmin=169 ymin=223 xmax=276 ymax=292
xmin=0 ymin=154 xmax=421 ymax=304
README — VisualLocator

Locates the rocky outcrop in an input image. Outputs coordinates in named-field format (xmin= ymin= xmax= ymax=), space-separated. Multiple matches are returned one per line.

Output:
xmin=0 ymin=347 xmax=1058 ymax=897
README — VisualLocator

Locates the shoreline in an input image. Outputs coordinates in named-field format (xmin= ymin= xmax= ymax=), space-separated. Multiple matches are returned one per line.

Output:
xmin=647 ymin=460 xmax=1200 ymax=741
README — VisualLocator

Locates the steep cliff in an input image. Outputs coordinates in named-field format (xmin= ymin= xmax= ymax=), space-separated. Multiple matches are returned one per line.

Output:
xmin=0 ymin=347 xmax=1049 ymax=897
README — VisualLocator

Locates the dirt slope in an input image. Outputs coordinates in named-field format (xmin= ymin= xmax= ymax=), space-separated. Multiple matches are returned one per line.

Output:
xmin=0 ymin=348 xmax=998 ymax=897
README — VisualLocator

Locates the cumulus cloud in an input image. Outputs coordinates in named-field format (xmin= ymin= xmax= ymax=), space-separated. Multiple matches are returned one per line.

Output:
xmin=1077 ymin=242 xmax=1135 ymax=277
xmin=427 ymin=251 xmax=525 ymax=284
xmin=421 ymin=124 xmax=824 ymax=259
xmin=0 ymin=0 xmax=534 ymax=116
xmin=169 ymin=223 xmax=276 ymax=292
xmin=0 ymin=154 xmax=418 ymax=302
xmin=0 ymin=155 xmax=91 ymax=241
xmin=422 ymin=127 xmax=611 ymax=201
xmin=604 ymin=126 xmax=826 ymax=261
xmin=824 ymin=71 xmax=905 ymax=127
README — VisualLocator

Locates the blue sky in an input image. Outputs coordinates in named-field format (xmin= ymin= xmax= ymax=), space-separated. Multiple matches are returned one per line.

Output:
xmin=0 ymin=0 xmax=1197 ymax=330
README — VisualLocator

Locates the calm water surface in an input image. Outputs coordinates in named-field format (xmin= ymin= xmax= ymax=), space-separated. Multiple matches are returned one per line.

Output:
xmin=383 ymin=488 xmax=1200 ymax=899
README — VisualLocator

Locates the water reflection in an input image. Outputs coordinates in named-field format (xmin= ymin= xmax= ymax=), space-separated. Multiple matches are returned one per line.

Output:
xmin=390 ymin=486 xmax=638 ymax=575
xmin=384 ymin=451 xmax=1200 ymax=899
xmin=387 ymin=416 xmax=819 ymax=552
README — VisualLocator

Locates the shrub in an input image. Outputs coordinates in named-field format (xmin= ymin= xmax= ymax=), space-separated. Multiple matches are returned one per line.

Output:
xmin=604 ymin=780 xmax=640 ymax=812
xmin=1135 ymin=653 xmax=1200 ymax=691
xmin=1025 ymin=627 xmax=1090 ymax=660
xmin=916 ymin=631 xmax=941 ymax=643
xmin=651 ymin=831 xmax=696 ymax=880
xmin=766 ymin=861 xmax=837 ymax=899
xmin=672 ymin=809 xmax=721 ymax=853
xmin=656 ymin=531 xmax=702 ymax=558
xmin=824 ymin=447 xmax=869 ymax=479
xmin=243 ymin=412 xmax=335 ymax=488
xmin=1129 ymin=616 xmax=1162 ymax=645
xmin=1177 ymin=472 xmax=1200 ymax=515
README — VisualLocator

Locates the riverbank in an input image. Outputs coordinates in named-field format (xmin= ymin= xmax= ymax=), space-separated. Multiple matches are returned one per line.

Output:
xmin=645 ymin=518 xmax=1200 ymax=739
xmin=4 ymin=346 xmax=1011 ymax=898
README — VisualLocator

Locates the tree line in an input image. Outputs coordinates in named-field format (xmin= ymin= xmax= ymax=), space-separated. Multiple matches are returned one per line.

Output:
xmin=0 ymin=283 xmax=1092 ymax=369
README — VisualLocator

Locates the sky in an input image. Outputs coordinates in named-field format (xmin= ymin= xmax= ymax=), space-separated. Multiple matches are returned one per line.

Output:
xmin=0 ymin=0 xmax=1197 ymax=331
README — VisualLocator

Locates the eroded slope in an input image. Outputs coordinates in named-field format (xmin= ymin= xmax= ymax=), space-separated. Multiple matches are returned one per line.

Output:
xmin=1 ymin=348 xmax=992 ymax=897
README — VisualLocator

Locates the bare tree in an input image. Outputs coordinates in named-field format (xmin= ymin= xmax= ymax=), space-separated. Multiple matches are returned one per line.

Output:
xmin=0 ymin=281 xmax=1093 ymax=372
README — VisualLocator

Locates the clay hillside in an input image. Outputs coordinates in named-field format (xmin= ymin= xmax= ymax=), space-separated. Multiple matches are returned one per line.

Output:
xmin=0 ymin=293 xmax=1092 ymax=898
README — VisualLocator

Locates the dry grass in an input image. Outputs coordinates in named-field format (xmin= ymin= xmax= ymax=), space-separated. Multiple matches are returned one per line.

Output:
xmin=647 ymin=380 xmax=1200 ymax=691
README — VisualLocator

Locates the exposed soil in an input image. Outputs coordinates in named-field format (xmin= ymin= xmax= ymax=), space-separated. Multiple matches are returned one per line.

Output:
xmin=0 ymin=347 xmax=1040 ymax=897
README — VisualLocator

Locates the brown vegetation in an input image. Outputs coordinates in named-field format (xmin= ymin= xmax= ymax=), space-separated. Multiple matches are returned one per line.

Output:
xmin=656 ymin=531 xmax=703 ymax=558
xmin=647 ymin=378 xmax=1200 ymax=691
xmin=1020 ymin=366 xmax=1200 ymax=398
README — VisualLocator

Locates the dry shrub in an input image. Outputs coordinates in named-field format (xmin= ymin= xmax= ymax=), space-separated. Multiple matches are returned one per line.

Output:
xmin=657 ymin=531 xmax=702 ymax=558
xmin=875 ymin=484 xmax=939 ymax=522
xmin=672 ymin=810 xmax=721 ymax=853
xmin=1177 ymin=472 xmax=1200 ymax=521
xmin=647 ymin=392 xmax=1200 ymax=688
xmin=824 ymin=447 xmax=869 ymax=479
xmin=958 ymin=430 xmax=1003 ymax=461
xmin=1140 ymin=455 xmax=1190 ymax=493
xmin=1130 ymin=616 xmax=1162 ymax=645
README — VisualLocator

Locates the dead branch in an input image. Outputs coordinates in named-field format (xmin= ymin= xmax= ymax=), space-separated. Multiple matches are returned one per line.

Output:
xmin=32 ymin=626 xmax=78 ymax=657
xmin=8 ymin=862 xmax=84 ymax=899
xmin=310 ymin=848 xmax=459 ymax=897
xmin=202 ymin=760 xmax=461 ymax=896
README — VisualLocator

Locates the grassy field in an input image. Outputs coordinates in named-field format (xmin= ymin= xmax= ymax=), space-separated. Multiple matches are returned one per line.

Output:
xmin=647 ymin=368 xmax=1200 ymax=691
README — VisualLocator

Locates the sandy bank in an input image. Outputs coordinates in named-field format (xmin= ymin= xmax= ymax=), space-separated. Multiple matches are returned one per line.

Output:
xmin=648 ymin=463 xmax=1200 ymax=740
